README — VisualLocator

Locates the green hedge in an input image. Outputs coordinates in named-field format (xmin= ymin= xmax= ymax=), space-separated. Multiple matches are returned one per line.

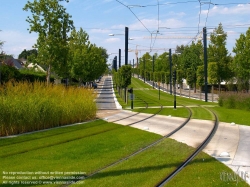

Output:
xmin=20 ymin=71 xmax=54 ymax=82
xmin=218 ymin=92 xmax=250 ymax=110
xmin=0 ymin=65 xmax=54 ymax=83
xmin=0 ymin=64 xmax=21 ymax=83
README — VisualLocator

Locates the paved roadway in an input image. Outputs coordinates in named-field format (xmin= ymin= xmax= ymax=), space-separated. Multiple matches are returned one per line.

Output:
xmin=96 ymin=75 xmax=250 ymax=185
xmin=95 ymin=76 xmax=122 ymax=118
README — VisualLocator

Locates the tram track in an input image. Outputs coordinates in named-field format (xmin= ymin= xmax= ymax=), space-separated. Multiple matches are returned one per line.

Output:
xmin=132 ymin=78 xmax=219 ymax=186
xmin=155 ymin=109 xmax=218 ymax=186
xmin=61 ymin=95 xmax=192 ymax=186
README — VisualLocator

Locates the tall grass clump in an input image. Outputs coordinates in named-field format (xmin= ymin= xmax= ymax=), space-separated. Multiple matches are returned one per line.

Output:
xmin=0 ymin=81 xmax=97 ymax=136
xmin=218 ymin=92 xmax=250 ymax=110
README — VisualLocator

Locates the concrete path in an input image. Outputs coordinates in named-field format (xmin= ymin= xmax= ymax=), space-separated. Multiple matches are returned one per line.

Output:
xmin=95 ymin=76 xmax=122 ymax=119
xmin=95 ymin=76 xmax=121 ymax=110
xmin=100 ymin=110 xmax=250 ymax=185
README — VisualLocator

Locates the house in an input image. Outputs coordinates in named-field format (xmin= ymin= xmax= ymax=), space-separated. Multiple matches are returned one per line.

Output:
xmin=27 ymin=63 xmax=46 ymax=73
xmin=3 ymin=57 xmax=24 ymax=69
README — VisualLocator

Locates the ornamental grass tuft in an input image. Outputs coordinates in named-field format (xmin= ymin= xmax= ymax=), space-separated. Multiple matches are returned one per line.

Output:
xmin=0 ymin=81 xmax=97 ymax=136
xmin=218 ymin=92 xmax=250 ymax=110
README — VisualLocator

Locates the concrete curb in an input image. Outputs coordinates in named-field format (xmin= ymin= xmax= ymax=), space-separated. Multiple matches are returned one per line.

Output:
xmin=110 ymin=76 xmax=122 ymax=110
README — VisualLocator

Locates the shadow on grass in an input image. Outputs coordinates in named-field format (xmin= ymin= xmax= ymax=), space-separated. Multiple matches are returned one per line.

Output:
xmin=87 ymin=157 xmax=215 ymax=180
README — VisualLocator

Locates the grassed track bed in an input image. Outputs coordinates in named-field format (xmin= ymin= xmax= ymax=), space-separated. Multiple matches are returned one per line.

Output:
xmin=0 ymin=120 xmax=162 ymax=186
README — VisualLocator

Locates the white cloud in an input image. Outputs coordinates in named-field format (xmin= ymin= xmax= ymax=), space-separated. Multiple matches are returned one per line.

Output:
xmin=167 ymin=11 xmax=186 ymax=17
xmin=105 ymin=38 xmax=121 ymax=43
xmin=90 ymin=29 xmax=110 ymax=34
xmin=129 ymin=18 xmax=186 ymax=31
xmin=0 ymin=30 xmax=37 ymax=58
xmin=202 ymin=4 xmax=250 ymax=15
xmin=111 ymin=24 xmax=126 ymax=30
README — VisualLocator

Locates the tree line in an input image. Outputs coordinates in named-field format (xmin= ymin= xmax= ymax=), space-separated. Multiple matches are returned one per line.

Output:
xmin=113 ymin=65 xmax=132 ymax=103
xmin=21 ymin=0 xmax=108 ymax=85
xmin=133 ymin=23 xmax=250 ymax=93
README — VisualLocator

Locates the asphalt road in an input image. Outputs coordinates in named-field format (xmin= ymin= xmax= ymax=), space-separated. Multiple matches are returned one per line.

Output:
xmin=95 ymin=76 xmax=122 ymax=118
xmin=95 ymin=76 xmax=117 ymax=110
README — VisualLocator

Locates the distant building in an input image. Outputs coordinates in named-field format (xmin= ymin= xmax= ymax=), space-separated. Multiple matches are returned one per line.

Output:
xmin=3 ymin=57 xmax=24 ymax=69
xmin=27 ymin=63 xmax=46 ymax=73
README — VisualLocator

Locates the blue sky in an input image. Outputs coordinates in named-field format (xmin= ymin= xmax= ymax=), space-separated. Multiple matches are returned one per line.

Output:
xmin=0 ymin=0 xmax=250 ymax=64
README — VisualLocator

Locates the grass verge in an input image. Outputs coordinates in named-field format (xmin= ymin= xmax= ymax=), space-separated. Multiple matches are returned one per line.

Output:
xmin=210 ymin=107 xmax=250 ymax=126
xmin=0 ymin=120 xmax=161 ymax=187
xmin=166 ymin=151 xmax=249 ymax=187
xmin=76 ymin=139 xmax=249 ymax=187
xmin=133 ymin=107 xmax=190 ymax=118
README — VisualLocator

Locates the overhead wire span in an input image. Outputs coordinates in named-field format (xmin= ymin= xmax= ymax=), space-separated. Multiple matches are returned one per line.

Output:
xmin=115 ymin=0 xmax=151 ymax=34
xmin=150 ymin=0 xmax=160 ymax=52
xmin=205 ymin=0 xmax=211 ymax=27
xmin=127 ymin=1 xmax=250 ymax=8
xmin=198 ymin=0 xmax=202 ymax=34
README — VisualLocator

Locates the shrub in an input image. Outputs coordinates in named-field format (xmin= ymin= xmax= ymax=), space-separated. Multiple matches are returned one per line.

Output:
xmin=19 ymin=69 xmax=55 ymax=82
xmin=0 ymin=65 xmax=55 ymax=83
xmin=0 ymin=64 xmax=21 ymax=83
xmin=0 ymin=81 xmax=97 ymax=136
xmin=218 ymin=92 xmax=250 ymax=110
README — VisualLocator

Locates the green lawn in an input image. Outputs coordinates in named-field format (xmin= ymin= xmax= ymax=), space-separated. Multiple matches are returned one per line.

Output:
xmin=0 ymin=120 xmax=161 ymax=187
xmin=78 ymin=140 xmax=248 ymax=187
xmin=166 ymin=151 xmax=248 ymax=187
xmin=210 ymin=107 xmax=250 ymax=126
xmin=133 ymin=107 xmax=190 ymax=118
xmin=1 ymin=121 xmax=248 ymax=187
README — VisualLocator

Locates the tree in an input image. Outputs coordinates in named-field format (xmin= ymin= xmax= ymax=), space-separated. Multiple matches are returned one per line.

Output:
xmin=155 ymin=52 xmax=169 ymax=72
xmin=208 ymin=62 xmax=218 ymax=102
xmin=196 ymin=65 xmax=204 ymax=100
xmin=138 ymin=53 xmax=152 ymax=75
xmin=208 ymin=23 xmax=232 ymax=91
xmin=186 ymin=68 xmax=196 ymax=98
xmin=232 ymin=27 xmax=250 ymax=92
xmin=118 ymin=65 xmax=131 ymax=103
xmin=0 ymin=41 xmax=3 ymax=50
xmin=176 ymin=69 xmax=184 ymax=95
xmin=18 ymin=49 xmax=38 ymax=60
xmin=68 ymin=28 xmax=107 ymax=83
xmin=0 ymin=30 xmax=5 ymax=63
xmin=180 ymin=41 xmax=203 ymax=93
xmin=23 ymin=0 xmax=74 ymax=84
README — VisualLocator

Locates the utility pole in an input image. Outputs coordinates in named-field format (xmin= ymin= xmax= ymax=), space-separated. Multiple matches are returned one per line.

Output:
xmin=133 ymin=59 xmax=134 ymax=77
xmin=137 ymin=57 xmax=139 ymax=78
xmin=173 ymin=70 xmax=177 ymax=109
xmin=203 ymin=27 xmax=208 ymax=102
xmin=152 ymin=55 xmax=155 ymax=89
xmin=169 ymin=49 xmax=172 ymax=95
xmin=119 ymin=48 xmax=121 ymax=68
xmin=125 ymin=27 xmax=128 ymax=65
xmin=143 ymin=57 xmax=145 ymax=83
xmin=128 ymin=87 xmax=133 ymax=109
xmin=113 ymin=56 xmax=117 ymax=71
